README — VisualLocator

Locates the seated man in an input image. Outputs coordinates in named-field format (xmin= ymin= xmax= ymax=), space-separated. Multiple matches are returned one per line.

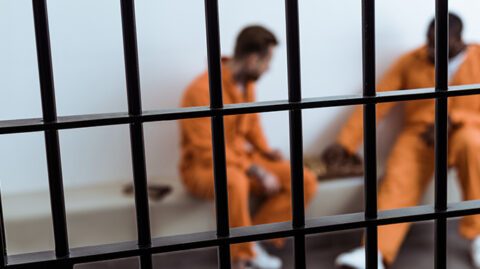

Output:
xmin=179 ymin=25 xmax=317 ymax=269
xmin=322 ymin=13 xmax=480 ymax=269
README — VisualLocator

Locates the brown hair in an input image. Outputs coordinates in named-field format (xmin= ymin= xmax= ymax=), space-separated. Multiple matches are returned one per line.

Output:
xmin=233 ymin=25 xmax=278 ymax=60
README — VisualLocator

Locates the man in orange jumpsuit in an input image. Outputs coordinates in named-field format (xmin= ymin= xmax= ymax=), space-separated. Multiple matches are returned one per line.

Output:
xmin=179 ymin=25 xmax=317 ymax=269
xmin=322 ymin=14 xmax=480 ymax=269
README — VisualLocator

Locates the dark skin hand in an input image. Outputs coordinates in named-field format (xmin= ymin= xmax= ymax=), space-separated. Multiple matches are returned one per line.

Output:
xmin=321 ymin=143 xmax=362 ymax=167
xmin=263 ymin=149 xmax=283 ymax=161
xmin=420 ymin=117 xmax=459 ymax=147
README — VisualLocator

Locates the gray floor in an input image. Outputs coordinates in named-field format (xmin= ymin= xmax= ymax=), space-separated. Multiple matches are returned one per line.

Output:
xmin=76 ymin=219 xmax=474 ymax=268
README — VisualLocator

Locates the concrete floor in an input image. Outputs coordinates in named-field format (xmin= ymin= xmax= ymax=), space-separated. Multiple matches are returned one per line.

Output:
xmin=75 ymin=219 xmax=474 ymax=268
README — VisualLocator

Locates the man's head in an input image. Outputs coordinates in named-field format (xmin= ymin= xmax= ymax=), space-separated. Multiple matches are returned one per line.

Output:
xmin=231 ymin=25 xmax=278 ymax=82
xmin=426 ymin=13 xmax=466 ymax=63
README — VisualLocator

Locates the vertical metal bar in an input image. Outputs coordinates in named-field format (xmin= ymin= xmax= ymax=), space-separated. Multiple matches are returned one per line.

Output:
xmin=285 ymin=0 xmax=307 ymax=268
xmin=362 ymin=0 xmax=378 ymax=268
xmin=203 ymin=0 xmax=231 ymax=268
xmin=0 ymin=191 xmax=7 ymax=268
xmin=434 ymin=0 xmax=449 ymax=268
xmin=32 ymin=0 xmax=70 ymax=260
xmin=119 ymin=0 xmax=152 ymax=268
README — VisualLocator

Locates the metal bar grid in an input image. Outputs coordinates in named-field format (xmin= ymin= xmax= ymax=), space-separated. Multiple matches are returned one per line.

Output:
xmin=2 ymin=85 xmax=480 ymax=135
xmin=203 ymin=0 xmax=232 ymax=267
xmin=0 ymin=192 xmax=6 ymax=268
xmin=361 ymin=0 xmax=378 ymax=268
xmin=31 ymin=0 xmax=70 ymax=264
xmin=434 ymin=1 xmax=449 ymax=268
xmin=120 ymin=0 xmax=153 ymax=268
xmin=5 ymin=200 xmax=480 ymax=268
xmin=0 ymin=0 xmax=475 ymax=268
xmin=285 ymin=0 xmax=307 ymax=268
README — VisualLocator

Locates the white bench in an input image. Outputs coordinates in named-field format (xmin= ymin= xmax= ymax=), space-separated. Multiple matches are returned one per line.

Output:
xmin=2 ymin=172 xmax=461 ymax=255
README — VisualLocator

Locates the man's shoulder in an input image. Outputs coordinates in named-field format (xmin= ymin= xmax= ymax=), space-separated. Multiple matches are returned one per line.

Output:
xmin=386 ymin=46 xmax=429 ymax=71
xmin=181 ymin=71 xmax=210 ymax=107
xmin=402 ymin=46 xmax=427 ymax=62
xmin=467 ymin=43 xmax=480 ymax=56
xmin=468 ymin=43 xmax=480 ymax=49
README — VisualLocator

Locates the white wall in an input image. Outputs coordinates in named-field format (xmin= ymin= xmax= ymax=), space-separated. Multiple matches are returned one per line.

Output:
xmin=1 ymin=0 xmax=480 ymax=194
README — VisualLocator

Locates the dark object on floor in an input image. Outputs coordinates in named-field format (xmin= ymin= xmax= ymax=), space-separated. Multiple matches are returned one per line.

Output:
xmin=122 ymin=183 xmax=172 ymax=201
xmin=304 ymin=155 xmax=363 ymax=180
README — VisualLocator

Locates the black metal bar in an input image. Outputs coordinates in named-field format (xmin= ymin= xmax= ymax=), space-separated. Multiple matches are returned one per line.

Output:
xmin=210 ymin=115 xmax=232 ymax=268
xmin=119 ymin=0 xmax=152 ymax=268
xmin=32 ymin=0 xmax=70 ymax=260
xmin=6 ymin=200 xmax=480 ymax=268
xmin=289 ymin=109 xmax=307 ymax=268
xmin=43 ymin=130 xmax=69 ymax=257
xmin=0 ymin=191 xmax=7 ymax=268
xmin=2 ymin=0 xmax=475 ymax=268
xmin=139 ymin=253 xmax=152 ymax=269
xmin=203 ymin=0 xmax=231 ymax=267
xmin=285 ymin=0 xmax=307 ymax=267
xmin=434 ymin=1 xmax=449 ymax=268
xmin=286 ymin=0 xmax=302 ymax=104
xmin=362 ymin=0 xmax=378 ymax=268
xmin=120 ymin=0 xmax=142 ymax=116
xmin=435 ymin=0 xmax=449 ymax=213
xmin=3 ymin=85 xmax=480 ymax=135
xmin=128 ymin=123 xmax=153 ymax=267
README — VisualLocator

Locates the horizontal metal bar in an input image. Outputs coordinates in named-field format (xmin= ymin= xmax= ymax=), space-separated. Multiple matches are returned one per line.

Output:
xmin=1 ymin=84 xmax=480 ymax=135
xmin=6 ymin=199 xmax=480 ymax=268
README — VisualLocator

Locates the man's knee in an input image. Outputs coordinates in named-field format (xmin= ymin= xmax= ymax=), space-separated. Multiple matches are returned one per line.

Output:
xmin=226 ymin=167 xmax=250 ymax=196
xmin=452 ymin=127 xmax=480 ymax=154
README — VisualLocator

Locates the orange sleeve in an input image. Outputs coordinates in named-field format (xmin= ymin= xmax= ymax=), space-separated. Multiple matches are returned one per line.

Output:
xmin=449 ymin=96 xmax=480 ymax=128
xmin=180 ymin=87 xmax=251 ymax=171
xmin=450 ymin=111 xmax=480 ymax=128
xmin=245 ymin=113 xmax=271 ymax=154
xmin=336 ymin=56 xmax=407 ymax=153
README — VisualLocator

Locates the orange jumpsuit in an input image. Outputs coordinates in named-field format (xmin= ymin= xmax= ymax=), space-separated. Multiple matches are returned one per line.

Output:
xmin=179 ymin=59 xmax=317 ymax=261
xmin=337 ymin=44 xmax=480 ymax=265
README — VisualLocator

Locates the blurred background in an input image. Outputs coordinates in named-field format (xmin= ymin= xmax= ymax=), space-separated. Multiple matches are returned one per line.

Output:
xmin=2 ymin=0 xmax=480 ymax=194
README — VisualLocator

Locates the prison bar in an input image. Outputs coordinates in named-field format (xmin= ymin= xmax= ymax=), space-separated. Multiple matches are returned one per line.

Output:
xmin=434 ymin=0 xmax=449 ymax=268
xmin=203 ymin=0 xmax=232 ymax=267
xmin=0 ymin=192 xmax=6 ymax=268
xmin=285 ymin=0 xmax=307 ymax=267
xmin=2 ymin=85 xmax=480 ymax=136
xmin=0 ymin=0 xmax=477 ymax=268
xmin=31 ymin=0 xmax=70 ymax=261
xmin=119 ymin=0 xmax=153 ymax=268
xmin=361 ymin=0 xmax=378 ymax=268
xmin=3 ymin=200 xmax=480 ymax=268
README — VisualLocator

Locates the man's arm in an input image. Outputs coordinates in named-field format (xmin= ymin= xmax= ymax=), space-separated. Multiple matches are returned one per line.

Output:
xmin=245 ymin=113 xmax=272 ymax=154
xmin=418 ymin=93 xmax=480 ymax=148
xmin=335 ymin=55 xmax=408 ymax=153
xmin=180 ymin=87 xmax=251 ymax=171
xmin=449 ymin=94 xmax=480 ymax=128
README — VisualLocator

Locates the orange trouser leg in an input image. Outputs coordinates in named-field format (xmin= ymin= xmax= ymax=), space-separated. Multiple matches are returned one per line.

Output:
xmin=250 ymin=153 xmax=318 ymax=246
xmin=449 ymin=126 xmax=480 ymax=239
xmin=376 ymin=126 xmax=435 ymax=265
xmin=181 ymin=165 xmax=254 ymax=261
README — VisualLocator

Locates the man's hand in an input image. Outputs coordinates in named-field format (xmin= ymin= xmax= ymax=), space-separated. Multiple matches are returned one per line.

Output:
xmin=321 ymin=143 xmax=357 ymax=167
xmin=420 ymin=117 xmax=458 ymax=147
xmin=420 ymin=123 xmax=435 ymax=147
xmin=264 ymin=149 xmax=283 ymax=161
xmin=247 ymin=165 xmax=280 ymax=195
